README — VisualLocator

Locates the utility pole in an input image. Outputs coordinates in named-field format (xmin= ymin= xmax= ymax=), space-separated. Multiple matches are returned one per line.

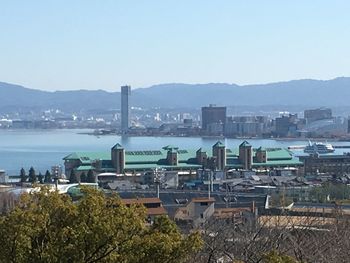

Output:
xmin=208 ymin=170 xmax=211 ymax=199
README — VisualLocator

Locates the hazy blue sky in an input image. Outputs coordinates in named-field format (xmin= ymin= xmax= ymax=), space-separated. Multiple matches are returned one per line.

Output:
xmin=1 ymin=1 xmax=349 ymax=91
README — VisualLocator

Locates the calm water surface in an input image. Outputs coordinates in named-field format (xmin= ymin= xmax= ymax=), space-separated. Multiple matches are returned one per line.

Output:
xmin=1 ymin=129 xmax=349 ymax=175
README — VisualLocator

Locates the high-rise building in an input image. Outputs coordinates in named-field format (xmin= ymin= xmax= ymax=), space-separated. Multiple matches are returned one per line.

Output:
xmin=275 ymin=114 xmax=298 ymax=137
xmin=201 ymin=105 xmax=226 ymax=133
xmin=304 ymin=108 xmax=332 ymax=124
xmin=121 ymin=85 xmax=131 ymax=133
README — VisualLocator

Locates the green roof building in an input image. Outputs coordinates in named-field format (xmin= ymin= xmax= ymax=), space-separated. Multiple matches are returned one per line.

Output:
xmin=63 ymin=141 xmax=303 ymax=180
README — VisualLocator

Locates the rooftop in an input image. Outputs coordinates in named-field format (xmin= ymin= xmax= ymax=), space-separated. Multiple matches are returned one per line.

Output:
xmin=257 ymin=146 xmax=266 ymax=152
xmin=111 ymin=143 xmax=123 ymax=150
xmin=240 ymin=140 xmax=252 ymax=147
xmin=162 ymin=145 xmax=179 ymax=151
xmin=147 ymin=207 xmax=168 ymax=216
xmin=213 ymin=207 xmax=252 ymax=219
xmin=192 ymin=197 xmax=215 ymax=203
xmin=213 ymin=141 xmax=225 ymax=148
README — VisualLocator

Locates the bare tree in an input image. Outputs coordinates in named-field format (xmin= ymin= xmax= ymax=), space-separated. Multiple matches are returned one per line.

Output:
xmin=189 ymin=208 xmax=350 ymax=263
xmin=0 ymin=191 xmax=17 ymax=214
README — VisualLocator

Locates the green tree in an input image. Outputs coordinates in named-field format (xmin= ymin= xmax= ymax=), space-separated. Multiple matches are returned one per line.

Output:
xmin=38 ymin=172 xmax=44 ymax=184
xmin=20 ymin=168 xmax=27 ymax=183
xmin=44 ymin=170 xmax=52 ymax=183
xmin=28 ymin=167 xmax=37 ymax=184
xmin=80 ymin=172 xmax=87 ymax=183
xmin=87 ymin=169 xmax=96 ymax=183
xmin=69 ymin=169 xmax=78 ymax=183
xmin=0 ymin=187 xmax=202 ymax=263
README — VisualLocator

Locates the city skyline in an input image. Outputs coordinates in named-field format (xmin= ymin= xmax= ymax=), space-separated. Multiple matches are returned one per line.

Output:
xmin=1 ymin=1 xmax=349 ymax=91
xmin=2 ymin=2 xmax=350 ymax=262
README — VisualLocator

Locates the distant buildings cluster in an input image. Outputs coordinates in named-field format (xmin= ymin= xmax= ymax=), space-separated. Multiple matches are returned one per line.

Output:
xmin=1 ymin=85 xmax=349 ymax=139
xmin=199 ymin=105 xmax=348 ymax=138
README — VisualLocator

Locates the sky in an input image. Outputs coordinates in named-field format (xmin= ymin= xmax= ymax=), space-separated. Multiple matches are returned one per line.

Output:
xmin=0 ymin=0 xmax=349 ymax=91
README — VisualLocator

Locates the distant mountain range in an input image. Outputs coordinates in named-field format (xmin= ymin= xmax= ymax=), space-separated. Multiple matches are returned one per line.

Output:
xmin=1 ymin=77 xmax=350 ymax=112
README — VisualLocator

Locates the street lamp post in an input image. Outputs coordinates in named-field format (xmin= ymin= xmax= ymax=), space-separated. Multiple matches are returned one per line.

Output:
xmin=208 ymin=170 xmax=212 ymax=199
xmin=54 ymin=166 xmax=59 ymax=191
xmin=153 ymin=168 xmax=164 ymax=198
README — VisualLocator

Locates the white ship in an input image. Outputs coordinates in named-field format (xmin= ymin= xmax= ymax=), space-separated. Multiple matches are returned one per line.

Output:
xmin=304 ymin=141 xmax=335 ymax=154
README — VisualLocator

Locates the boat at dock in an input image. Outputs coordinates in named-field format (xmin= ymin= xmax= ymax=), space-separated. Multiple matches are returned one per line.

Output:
xmin=288 ymin=141 xmax=335 ymax=154
xmin=303 ymin=141 xmax=335 ymax=154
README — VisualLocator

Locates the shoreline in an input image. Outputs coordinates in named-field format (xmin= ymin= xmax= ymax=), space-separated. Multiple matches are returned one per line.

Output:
xmin=80 ymin=132 xmax=347 ymax=142
xmin=1 ymin=128 xmax=349 ymax=142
